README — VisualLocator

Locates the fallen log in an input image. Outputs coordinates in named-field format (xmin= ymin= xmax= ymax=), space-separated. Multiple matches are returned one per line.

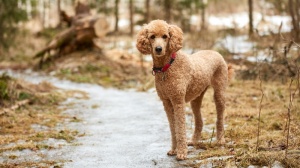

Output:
xmin=34 ymin=15 xmax=109 ymax=69
xmin=34 ymin=28 xmax=76 ymax=58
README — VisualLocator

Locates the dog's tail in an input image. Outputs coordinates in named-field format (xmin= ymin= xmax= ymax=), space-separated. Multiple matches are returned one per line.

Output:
xmin=227 ymin=64 xmax=235 ymax=82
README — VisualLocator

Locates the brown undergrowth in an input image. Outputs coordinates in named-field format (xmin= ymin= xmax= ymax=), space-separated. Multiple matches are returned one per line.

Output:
xmin=185 ymin=79 xmax=300 ymax=167
xmin=0 ymin=73 xmax=85 ymax=167
xmin=40 ymin=49 xmax=151 ymax=89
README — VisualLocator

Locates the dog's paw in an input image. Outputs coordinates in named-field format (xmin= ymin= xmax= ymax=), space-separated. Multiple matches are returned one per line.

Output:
xmin=176 ymin=153 xmax=187 ymax=161
xmin=167 ymin=150 xmax=177 ymax=156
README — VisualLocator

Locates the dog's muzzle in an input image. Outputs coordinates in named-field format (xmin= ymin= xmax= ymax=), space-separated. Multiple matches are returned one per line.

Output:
xmin=155 ymin=46 xmax=162 ymax=53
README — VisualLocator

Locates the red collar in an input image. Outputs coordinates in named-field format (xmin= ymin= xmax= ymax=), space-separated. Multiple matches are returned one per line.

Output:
xmin=152 ymin=53 xmax=176 ymax=75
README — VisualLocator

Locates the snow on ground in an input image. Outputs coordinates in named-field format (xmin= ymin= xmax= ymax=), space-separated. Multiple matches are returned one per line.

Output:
xmin=191 ymin=12 xmax=292 ymax=35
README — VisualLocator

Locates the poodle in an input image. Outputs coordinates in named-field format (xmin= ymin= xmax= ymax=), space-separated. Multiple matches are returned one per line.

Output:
xmin=136 ymin=20 xmax=233 ymax=160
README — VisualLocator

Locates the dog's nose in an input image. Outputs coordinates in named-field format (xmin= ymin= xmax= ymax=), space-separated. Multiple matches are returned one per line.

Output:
xmin=155 ymin=46 xmax=162 ymax=53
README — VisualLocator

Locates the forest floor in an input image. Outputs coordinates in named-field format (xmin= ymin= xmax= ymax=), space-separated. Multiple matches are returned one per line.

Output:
xmin=0 ymin=28 xmax=300 ymax=167
xmin=1 ymin=61 xmax=300 ymax=168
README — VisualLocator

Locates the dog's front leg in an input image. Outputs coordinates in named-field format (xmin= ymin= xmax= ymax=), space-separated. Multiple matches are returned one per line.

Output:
xmin=173 ymin=101 xmax=187 ymax=160
xmin=162 ymin=99 xmax=177 ymax=156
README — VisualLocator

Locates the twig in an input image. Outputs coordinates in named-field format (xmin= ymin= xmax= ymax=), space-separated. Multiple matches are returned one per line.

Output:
xmin=292 ymin=40 xmax=300 ymax=48
xmin=285 ymin=69 xmax=300 ymax=158
xmin=210 ymin=127 xmax=215 ymax=146
xmin=256 ymin=71 xmax=264 ymax=152
xmin=283 ymin=42 xmax=296 ymax=77
xmin=230 ymin=129 xmax=234 ymax=144
xmin=190 ymin=111 xmax=194 ymax=130
xmin=295 ymin=50 xmax=300 ymax=98
xmin=286 ymin=79 xmax=293 ymax=157
xmin=229 ymin=129 xmax=235 ymax=154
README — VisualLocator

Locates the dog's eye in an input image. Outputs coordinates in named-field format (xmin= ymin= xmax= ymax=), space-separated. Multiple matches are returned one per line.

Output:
xmin=150 ymin=35 xmax=155 ymax=39
xmin=162 ymin=35 xmax=168 ymax=39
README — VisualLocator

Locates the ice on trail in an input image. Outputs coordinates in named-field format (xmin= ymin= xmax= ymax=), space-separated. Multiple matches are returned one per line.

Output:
xmin=1 ymin=70 xmax=183 ymax=168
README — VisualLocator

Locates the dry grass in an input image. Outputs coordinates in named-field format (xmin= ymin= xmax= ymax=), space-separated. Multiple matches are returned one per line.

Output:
xmin=0 ymin=74 xmax=82 ymax=167
xmin=185 ymin=79 xmax=300 ymax=167
xmin=43 ymin=49 xmax=151 ymax=89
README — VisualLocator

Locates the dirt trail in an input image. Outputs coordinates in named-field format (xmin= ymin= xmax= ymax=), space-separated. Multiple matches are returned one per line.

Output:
xmin=4 ymin=70 xmax=184 ymax=168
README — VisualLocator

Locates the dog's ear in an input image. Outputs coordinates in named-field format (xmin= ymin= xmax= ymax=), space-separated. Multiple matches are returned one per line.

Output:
xmin=168 ymin=24 xmax=183 ymax=53
xmin=136 ymin=25 xmax=151 ymax=55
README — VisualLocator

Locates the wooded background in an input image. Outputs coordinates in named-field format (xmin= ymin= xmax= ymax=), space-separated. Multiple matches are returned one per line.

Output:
xmin=1 ymin=0 xmax=299 ymax=51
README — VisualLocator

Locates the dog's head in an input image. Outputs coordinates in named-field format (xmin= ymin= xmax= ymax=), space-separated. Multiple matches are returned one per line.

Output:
xmin=136 ymin=20 xmax=183 ymax=57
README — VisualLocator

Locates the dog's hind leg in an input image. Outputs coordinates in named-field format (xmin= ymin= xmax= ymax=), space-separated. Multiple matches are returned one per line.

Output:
xmin=212 ymin=79 xmax=227 ymax=144
xmin=213 ymin=88 xmax=226 ymax=144
xmin=189 ymin=87 xmax=208 ymax=146
xmin=162 ymin=99 xmax=177 ymax=156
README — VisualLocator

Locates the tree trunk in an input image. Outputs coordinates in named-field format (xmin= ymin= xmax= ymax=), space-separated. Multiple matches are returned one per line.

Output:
xmin=295 ymin=0 xmax=299 ymax=42
xmin=164 ymin=0 xmax=171 ymax=22
xmin=114 ymin=0 xmax=119 ymax=32
xmin=248 ymin=0 xmax=253 ymax=36
xmin=129 ymin=0 xmax=134 ymax=36
xmin=101 ymin=0 xmax=108 ymax=14
xmin=145 ymin=0 xmax=150 ymax=23
xmin=288 ymin=0 xmax=299 ymax=42
xmin=42 ymin=0 xmax=46 ymax=29
xmin=57 ymin=0 xmax=62 ymax=28
xmin=200 ymin=0 xmax=206 ymax=30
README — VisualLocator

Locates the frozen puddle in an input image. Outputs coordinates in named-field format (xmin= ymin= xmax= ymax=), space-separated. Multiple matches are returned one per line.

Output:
xmin=2 ymin=70 xmax=183 ymax=167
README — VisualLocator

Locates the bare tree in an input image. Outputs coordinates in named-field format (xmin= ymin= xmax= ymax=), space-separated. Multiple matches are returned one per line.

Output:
xmin=288 ymin=0 xmax=300 ymax=42
xmin=200 ymin=0 xmax=207 ymax=30
xmin=248 ymin=0 xmax=253 ymax=36
xmin=114 ymin=0 xmax=119 ymax=32
xmin=145 ymin=0 xmax=150 ymax=23
xmin=57 ymin=0 xmax=62 ymax=27
xmin=42 ymin=0 xmax=46 ymax=28
xmin=97 ymin=0 xmax=109 ymax=14
xmin=129 ymin=0 xmax=134 ymax=36
xmin=164 ymin=0 xmax=171 ymax=22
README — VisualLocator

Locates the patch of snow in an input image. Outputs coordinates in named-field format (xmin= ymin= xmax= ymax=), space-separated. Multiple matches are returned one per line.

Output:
xmin=144 ymin=55 xmax=152 ymax=62
xmin=272 ymin=161 xmax=284 ymax=168
xmin=31 ymin=124 xmax=49 ymax=132
xmin=207 ymin=12 xmax=291 ymax=35
xmin=190 ymin=15 xmax=199 ymax=25
xmin=118 ymin=19 xmax=129 ymax=28
xmin=216 ymin=35 xmax=255 ymax=54
xmin=209 ymin=12 xmax=250 ymax=29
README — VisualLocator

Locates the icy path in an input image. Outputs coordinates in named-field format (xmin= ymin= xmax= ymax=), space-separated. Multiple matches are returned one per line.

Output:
xmin=4 ymin=70 xmax=182 ymax=168
xmin=61 ymin=83 xmax=182 ymax=168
